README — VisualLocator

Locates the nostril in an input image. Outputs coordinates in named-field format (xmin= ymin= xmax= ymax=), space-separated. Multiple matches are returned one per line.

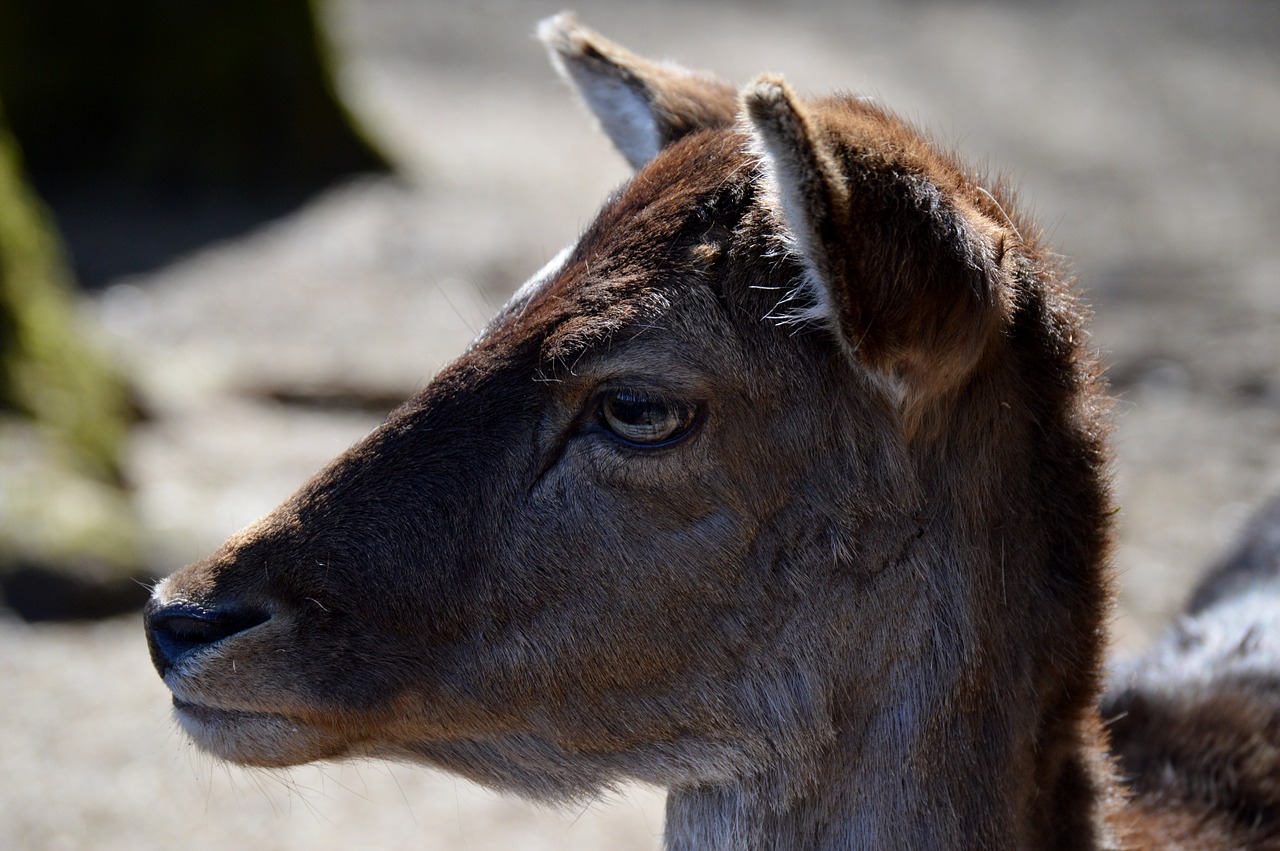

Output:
xmin=145 ymin=601 xmax=269 ymax=676
xmin=158 ymin=613 xmax=241 ymax=645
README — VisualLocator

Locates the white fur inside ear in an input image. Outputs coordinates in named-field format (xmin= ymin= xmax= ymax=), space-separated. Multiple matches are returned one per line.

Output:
xmin=746 ymin=100 xmax=909 ymax=406
xmin=539 ymin=13 xmax=662 ymax=169
xmin=746 ymin=133 xmax=836 ymax=333
xmin=567 ymin=72 xmax=661 ymax=169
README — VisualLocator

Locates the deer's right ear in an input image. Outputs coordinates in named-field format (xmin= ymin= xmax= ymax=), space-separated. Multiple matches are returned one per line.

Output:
xmin=538 ymin=13 xmax=738 ymax=169
xmin=743 ymin=75 xmax=1011 ymax=426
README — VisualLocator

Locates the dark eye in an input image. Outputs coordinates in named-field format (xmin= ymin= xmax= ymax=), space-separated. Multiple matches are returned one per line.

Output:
xmin=599 ymin=389 xmax=698 ymax=446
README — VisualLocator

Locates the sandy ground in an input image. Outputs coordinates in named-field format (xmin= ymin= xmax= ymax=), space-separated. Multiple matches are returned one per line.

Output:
xmin=3 ymin=0 xmax=1279 ymax=848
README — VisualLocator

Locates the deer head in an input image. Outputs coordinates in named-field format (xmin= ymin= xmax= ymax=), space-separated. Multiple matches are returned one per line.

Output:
xmin=146 ymin=15 xmax=1114 ymax=849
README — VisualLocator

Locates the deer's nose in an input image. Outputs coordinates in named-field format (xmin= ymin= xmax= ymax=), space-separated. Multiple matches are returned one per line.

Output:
xmin=144 ymin=599 xmax=269 ymax=677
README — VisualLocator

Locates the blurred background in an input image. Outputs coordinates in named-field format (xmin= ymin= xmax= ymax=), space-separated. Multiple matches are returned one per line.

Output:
xmin=1 ymin=0 xmax=1277 ymax=848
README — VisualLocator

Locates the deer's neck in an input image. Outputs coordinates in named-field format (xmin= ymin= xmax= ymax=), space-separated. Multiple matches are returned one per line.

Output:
xmin=663 ymin=694 xmax=1121 ymax=851
xmin=663 ymin=518 xmax=1123 ymax=851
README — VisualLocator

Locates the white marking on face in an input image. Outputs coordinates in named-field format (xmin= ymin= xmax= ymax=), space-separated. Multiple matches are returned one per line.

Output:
xmin=510 ymin=242 xmax=576 ymax=307
xmin=469 ymin=242 xmax=577 ymax=349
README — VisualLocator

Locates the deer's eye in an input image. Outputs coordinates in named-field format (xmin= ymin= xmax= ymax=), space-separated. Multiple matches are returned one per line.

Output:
xmin=599 ymin=389 xmax=698 ymax=447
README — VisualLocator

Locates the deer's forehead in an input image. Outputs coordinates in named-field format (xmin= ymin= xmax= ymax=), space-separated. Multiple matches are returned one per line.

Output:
xmin=466 ymin=254 xmax=720 ymax=392
xmin=523 ymin=134 xmax=756 ymax=364
xmin=467 ymin=131 xmax=759 ymax=380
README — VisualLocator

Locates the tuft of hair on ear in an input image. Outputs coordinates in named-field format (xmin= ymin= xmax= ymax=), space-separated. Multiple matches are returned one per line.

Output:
xmin=742 ymin=74 xmax=1012 ymax=429
xmin=538 ymin=12 xmax=739 ymax=170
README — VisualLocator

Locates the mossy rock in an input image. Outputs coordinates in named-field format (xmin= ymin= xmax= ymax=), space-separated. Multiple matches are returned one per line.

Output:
xmin=0 ymin=117 xmax=130 ymax=481
xmin=0 ymin=421 xmax=148 ymax=620
xmin=0 ymin=108 xmax=146 ymax=619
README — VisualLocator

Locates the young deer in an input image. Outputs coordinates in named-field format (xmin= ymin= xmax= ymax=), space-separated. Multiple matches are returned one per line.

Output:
xmin=144 ymin=16 xmax=1280 ymax=850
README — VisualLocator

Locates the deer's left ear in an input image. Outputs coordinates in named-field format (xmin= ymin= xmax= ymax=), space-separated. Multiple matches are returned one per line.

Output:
xmin=539 ymin=14 xmax=738 ymax=169
xmin=743 ymin=75 xmax=1012 ymax=415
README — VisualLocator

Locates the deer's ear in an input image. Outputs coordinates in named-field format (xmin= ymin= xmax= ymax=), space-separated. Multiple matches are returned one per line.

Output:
xmin=539 ymin=13 xmax=738 ymax=169
xmin=742 ymin=75 xmax=1010 ymax=415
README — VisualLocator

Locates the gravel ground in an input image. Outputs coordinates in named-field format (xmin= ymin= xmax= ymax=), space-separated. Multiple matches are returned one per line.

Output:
xmin=4 ymin=0 xmax=1279 ymax=848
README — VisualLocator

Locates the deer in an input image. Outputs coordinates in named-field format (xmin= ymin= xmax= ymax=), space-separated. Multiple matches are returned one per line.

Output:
xmin=143 ymin=15 xmax=1280 ymax=850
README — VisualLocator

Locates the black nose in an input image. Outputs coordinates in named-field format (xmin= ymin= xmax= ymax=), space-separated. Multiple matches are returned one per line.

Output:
xmin=144 ymin=599 xmax=269 ymax=677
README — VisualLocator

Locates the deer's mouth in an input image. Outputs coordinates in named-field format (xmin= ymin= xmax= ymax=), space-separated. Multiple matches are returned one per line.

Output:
xmin=168 ymin=692 xmax=348 ymax=767
xmin=170 ymin=695 xmax=248 ymax=722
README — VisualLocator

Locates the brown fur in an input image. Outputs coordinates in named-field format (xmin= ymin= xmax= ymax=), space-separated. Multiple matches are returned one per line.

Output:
xmin=1108 ymin=679 xmax=1280 ymax=848
xmin=144 ymin=17 xmax=1280 ymax=850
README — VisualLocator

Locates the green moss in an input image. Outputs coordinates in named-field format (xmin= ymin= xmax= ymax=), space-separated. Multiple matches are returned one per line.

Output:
xmin=0 ymin=106 xmax=144 ymax=614
xmin=0 ymin=111 xmax=130 ymax=482
xmin=0 ymin=421 xmax=140 ymax=572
